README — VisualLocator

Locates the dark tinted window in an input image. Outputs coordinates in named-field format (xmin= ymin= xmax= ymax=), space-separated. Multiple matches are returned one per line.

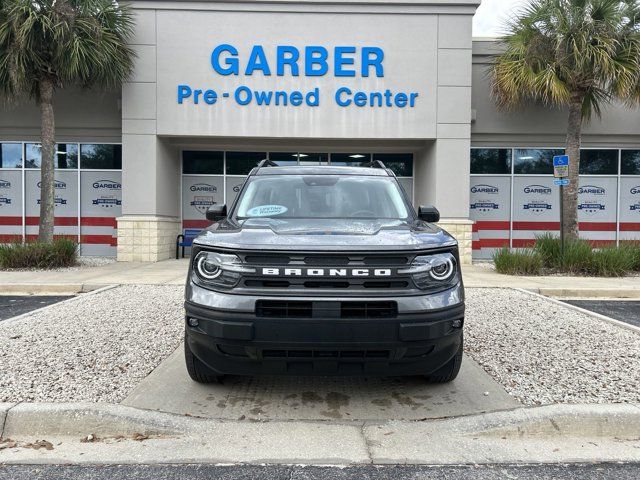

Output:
xmin=182 ymin=151 xmax=223 ymax=174
xmin=298 ymin=152 xmax=328 ymax=166
xmin=621 ymin=150 xmax=640 ymax=175
xmin=580 ymin=149 xmax=618 ymax=174
xmin=330 ymin=153 xmax=371 ymax=166
xmin=225 ymin=151 xmax=267 ymax=175
xmin=514 ymin=148 xmax=563 ymax=174
xmin=80 ymin=144 xmax=122 ymax=169
xmin=373 ymin=153 xmax=413 ymax=177
xmin=470 ymin=149 xmax=511 ymax=174
xmin=25 ymin=143 xmax=78 ymax=169
xmin=0 ymin=143 xmax=22 ymax=168
xmin=268 ymin=152 xmax=298 ymax=166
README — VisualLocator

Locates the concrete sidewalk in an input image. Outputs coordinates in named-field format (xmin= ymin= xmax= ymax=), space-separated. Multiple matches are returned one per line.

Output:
xmin=1 ymin=259 xmax=638 ymax=297
xmin=1 ymin=402 xmax=639 ymax=465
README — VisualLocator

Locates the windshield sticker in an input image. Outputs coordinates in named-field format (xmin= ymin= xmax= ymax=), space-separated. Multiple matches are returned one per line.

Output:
xmin=247 ymin=205 xmax=288 ymax=217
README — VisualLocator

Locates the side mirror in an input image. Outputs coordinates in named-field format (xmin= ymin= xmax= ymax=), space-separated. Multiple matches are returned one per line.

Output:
xmin=206 ymin=204 xmax=227 ymax=221
xmin=418 ymin=205 xmax=440 ymax=223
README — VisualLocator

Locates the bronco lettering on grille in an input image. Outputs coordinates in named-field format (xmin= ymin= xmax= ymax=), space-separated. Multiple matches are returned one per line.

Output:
xmin=262 ymin=268 xmax=392 ymax=277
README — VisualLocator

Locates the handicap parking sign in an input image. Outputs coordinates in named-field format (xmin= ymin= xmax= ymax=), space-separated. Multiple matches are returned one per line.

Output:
xmin=553 ymin=155 xmax=569 ymax=178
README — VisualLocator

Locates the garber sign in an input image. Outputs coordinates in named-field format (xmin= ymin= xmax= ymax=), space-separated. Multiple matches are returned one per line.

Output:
xmin=177 ymin=44 xmax=419 ymax=109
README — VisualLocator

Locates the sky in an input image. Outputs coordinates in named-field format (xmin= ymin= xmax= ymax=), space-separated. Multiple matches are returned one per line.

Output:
xmin=473 ymin=0 xmax=527 ymax=37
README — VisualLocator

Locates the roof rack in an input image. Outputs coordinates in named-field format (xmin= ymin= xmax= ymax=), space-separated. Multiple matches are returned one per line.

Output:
xmin=250 ymin=158 xmax=280 ymax=176
xmin=363 ymin=160 xmax=387 ymax=169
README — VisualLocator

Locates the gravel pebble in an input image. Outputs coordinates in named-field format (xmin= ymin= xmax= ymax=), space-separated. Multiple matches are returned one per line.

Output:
xmin=1 ymin=285 xmax=638 ymax=405
xmin=0 ymin=285 xmax=183 ymax=403
xmin=465 ymin=288 xmax=640 ymax=405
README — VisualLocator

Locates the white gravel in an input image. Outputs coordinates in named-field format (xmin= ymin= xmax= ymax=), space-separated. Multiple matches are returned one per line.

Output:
xmin=465 ymin=288 xmax=640 ymax=405
xmin=0 ymin=285 xmax=184 ymax=403
xmin=1 ymin=285 xmax=638 ymax=406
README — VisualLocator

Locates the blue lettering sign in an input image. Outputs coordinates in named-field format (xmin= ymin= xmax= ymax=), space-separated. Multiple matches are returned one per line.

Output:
xmin=211 ymin=44 xmax=239 ymax=75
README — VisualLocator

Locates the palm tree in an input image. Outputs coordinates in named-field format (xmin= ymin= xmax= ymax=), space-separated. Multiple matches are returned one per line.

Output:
xmin=491 ymin=0 xmax=640 ymax=240
xmin=0 ymin=0 xmax=135 ymax=243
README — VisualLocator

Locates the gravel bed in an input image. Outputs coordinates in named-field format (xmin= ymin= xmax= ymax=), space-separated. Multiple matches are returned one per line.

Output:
xmin=0 ymin=285 xmax=183 ymax=403
xmin=465 ymin=288 xmax=640 ymax=405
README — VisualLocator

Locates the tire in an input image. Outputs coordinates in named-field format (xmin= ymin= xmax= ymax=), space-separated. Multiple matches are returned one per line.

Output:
xmin=184 ymin=334 xmax=224 ymax=384
xmin=425 ymin=334 xmax=463 ymax=383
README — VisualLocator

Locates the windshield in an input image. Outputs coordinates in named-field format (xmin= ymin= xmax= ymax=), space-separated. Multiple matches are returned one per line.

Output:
xmin=235 ymin=175 xmax=411 ymax=220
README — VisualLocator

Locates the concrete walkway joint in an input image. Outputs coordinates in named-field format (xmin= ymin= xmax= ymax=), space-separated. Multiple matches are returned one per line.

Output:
xmin=1 ymin=402 xmax=640 ymax=465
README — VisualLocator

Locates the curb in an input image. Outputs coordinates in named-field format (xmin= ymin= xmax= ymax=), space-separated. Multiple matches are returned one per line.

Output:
xmin=0 ymin=284 xmax=111 ymax=295
xmin=3 ymin=402 xmax=639 ymax=440
xmin=1 ymin=402 xmax=640 ymax=465
xmin=518 ymin=288 xmax=640 ymax=335
xmin=534 ymin=287 xmax=640 ymax=299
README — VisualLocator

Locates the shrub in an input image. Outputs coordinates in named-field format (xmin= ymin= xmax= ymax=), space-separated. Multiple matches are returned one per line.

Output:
xmin=0 ymin=238 xmax=78 ymax=269
xmin=587 ymin=246 xmax=633 ymax=277
xmin=559 ymin=238 xmax=594 ymax=274
xmin=533 ymin=233 xmax=563 ymax=268
xmin=533 ymin=234 xmax=594 ymax=273
xmin=620 ymin=242 xmax=640 ymax=272
xmin=493 ymin=247 xmax=542 ymax=275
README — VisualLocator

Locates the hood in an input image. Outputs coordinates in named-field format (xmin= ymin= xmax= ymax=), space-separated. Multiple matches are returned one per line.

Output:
xmin=193 ymin=217 xmax=457 ymax=251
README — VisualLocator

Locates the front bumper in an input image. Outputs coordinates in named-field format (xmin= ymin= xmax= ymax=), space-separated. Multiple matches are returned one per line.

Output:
xmin=184 ymin=283 xmax=464 ymax=376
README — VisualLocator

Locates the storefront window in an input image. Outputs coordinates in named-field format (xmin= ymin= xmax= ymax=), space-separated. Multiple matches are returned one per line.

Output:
xmin=514 ymin=148 xmax=563 ymax=174
xmin=373 ymin=153 xmax=413 ymax=177
xmin=330 ymin=153 xmax=371 ymax=166
xmin=579 ymin=149 xmax=618 ymax=174
xmin=0 ymin=143 xmax=22 ymax=168
xmin=182 ymin=151 xmax=224 ymax=174
xmin=80 ymin=144 xmax=122 ymax=169
xmin=225 ymin=151 xmax=267 ymax=175
xmin=621 ymin=150 xmax=640 ymax=175
xmin=470 ymin=149 xmax=511 ymax=174
xmin=298 ymin=153 xmax=328 ymax=166
xmin=24 ymin=143 xmax=78 ymax=169
xmin=268 ymin=152 xmax=299 ymax=166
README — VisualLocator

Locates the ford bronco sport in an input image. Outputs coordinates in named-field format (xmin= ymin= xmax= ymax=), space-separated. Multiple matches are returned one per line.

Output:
xmin=184 ymin=160 xmax=464 ymax=383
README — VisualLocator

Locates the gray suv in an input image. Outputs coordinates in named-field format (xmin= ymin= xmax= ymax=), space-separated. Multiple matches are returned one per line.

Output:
xmin=184 ymin=161 xmax=464 ymax=383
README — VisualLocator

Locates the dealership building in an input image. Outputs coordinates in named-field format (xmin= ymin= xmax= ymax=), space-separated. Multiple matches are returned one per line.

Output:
xmin=0 ymin=0 xmax=639 ymax=263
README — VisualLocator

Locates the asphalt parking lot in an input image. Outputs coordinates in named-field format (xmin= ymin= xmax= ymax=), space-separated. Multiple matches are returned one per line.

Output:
xmin=0 ymin=295 xmax=73 ymax=321
xmin=3 ymin=463 xmax=640 ymax=480
xmin=562 ymin=300 xmax=640 ymax=328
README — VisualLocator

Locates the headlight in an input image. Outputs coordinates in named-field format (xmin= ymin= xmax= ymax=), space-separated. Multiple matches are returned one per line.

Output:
xmin=398 ymin=252 xmax=459 ymax=290
xmin=193 ymin=251 xmax=255 ymax=288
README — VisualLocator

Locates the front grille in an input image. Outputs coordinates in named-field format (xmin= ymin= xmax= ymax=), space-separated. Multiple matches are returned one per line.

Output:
xmin=255 ymin=300 xmax=398 ymax=319
xmin=238 ymin=251 xmax=415 ymax=293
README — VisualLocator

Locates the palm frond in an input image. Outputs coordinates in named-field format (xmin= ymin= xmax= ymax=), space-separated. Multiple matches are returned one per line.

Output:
xmin=491 ymin=0 xmax=640 ymax=120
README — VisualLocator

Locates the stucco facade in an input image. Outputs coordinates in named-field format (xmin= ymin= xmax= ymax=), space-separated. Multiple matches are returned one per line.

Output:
xmin=0 ymin=0 xmax=638 ymax=263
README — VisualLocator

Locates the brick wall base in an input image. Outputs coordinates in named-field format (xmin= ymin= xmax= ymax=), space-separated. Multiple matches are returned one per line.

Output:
xmin=116 ymin=216 xmax=181 ymax=262
xmin=436 ymin=218 xmax=474 ymax=265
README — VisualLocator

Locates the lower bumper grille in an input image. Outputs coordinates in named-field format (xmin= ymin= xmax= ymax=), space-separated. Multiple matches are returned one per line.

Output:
xmin=256 ymin=300 xmax=398 ymax=319
xmin=262 ymin=349 xmax=391 ymax=359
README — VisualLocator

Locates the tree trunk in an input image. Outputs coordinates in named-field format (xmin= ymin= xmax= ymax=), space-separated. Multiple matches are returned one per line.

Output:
xmin=38 ymin=78 xmax=56 ymax=244
xmin=563 ymin=94 xmax=583 ymax=242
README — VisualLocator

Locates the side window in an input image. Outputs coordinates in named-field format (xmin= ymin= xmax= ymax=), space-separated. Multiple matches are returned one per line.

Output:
xmin=621 ymin=150 xmax=640 ymax=175
xmin=80 ymin=144 xmax=122 ymax=170
xmin=514 ymin=148 xmax=563 ymax=174
xmin=580 ymin=149 xmax=618 ymax=175
xmin=471 ymin=149 xmax=511 ymax=174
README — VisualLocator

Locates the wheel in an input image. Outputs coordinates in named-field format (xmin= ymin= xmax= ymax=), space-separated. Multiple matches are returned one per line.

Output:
xmin=184 ymin=334 xmax=224 ymax=384
xmin=425 ymin=334 xmax=463 ymax=383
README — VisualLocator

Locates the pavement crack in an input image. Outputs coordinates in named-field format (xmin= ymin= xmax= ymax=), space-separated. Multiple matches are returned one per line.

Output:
xmin=359 ymin=421 xmax=374 ymax=464
xmin=1 ymin=401 xmax=22 ymax=439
